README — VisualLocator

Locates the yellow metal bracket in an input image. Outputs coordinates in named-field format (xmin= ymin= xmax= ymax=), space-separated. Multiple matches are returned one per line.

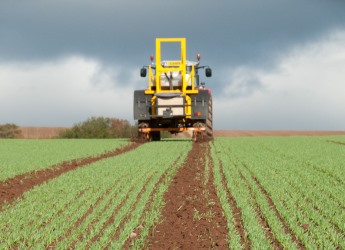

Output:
xmin=145 ymin=38 xmax=199 ymax=95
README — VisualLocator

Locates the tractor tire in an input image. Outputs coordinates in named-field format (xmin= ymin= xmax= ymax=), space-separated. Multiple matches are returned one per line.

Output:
xmin=150 ymin=131 xmax=161 ymax=141
xmin=206 ymin=96 xmax=213 ymax=138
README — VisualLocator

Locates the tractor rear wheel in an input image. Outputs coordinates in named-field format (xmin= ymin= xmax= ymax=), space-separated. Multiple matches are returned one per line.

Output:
xmin=150 ymin=131 xmax=161 ymax=141
xmin=193 ymin=96 xmax=213 ymax=142
xmin=206 ymin=96 xmax=213 ymax=138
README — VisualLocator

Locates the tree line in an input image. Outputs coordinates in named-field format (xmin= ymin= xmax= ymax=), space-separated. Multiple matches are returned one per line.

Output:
xmin=58 ymin=117 xmax=137 ymax=138
xmin=0 ymin=123 xmax=22 ymax=138
xmin=0 ymin=117 xmax=137 ymax=139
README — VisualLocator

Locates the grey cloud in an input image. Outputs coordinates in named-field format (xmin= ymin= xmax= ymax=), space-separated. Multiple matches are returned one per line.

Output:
xmin=1 ymin=1 xmax=344 ymax=66
xmin=1 ymin=0 xmax=345 ymax=122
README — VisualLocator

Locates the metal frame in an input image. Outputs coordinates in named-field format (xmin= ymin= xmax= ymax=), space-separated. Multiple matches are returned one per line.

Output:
xmin=145 ymin=38 xmax=198 ymax=95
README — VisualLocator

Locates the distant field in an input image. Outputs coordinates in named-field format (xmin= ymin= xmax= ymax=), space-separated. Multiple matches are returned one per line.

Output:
xmin=19 ymin=127 xmax=345 ymax=139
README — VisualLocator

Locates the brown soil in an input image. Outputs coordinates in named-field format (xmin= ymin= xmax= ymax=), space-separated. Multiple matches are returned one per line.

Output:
xmin=19 ymin=127 xmax=68 ymax=139
xmin=214 ymin=130 xmax=345 ymax=137
xmin=124 ymin=156 xmax=184 ymax=249
xmin=0 ymin=142 xmax=141 ymax=209
xmin=146 ymin=143 xmax=228 ymax=249
xmin=328 ymin=140 xmax=345 ymax=146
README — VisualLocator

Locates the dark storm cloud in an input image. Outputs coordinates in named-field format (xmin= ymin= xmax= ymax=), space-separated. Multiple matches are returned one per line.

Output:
xmin=1 ymin=1 xmax=344 ymax=59
xmin=1 ymin=0 xmax=345 ymax=89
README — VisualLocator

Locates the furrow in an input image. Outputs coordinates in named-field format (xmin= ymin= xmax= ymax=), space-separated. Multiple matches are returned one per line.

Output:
xmin=218 ymin=159 xmax=250 ymax=249
xmin=146 ymin=143 xmax=229 ymax=249
xmin=104 ymin=174 xmax=155 ymax=249
xmin=0 ymin=142 xmax=141 ymax=209
xmin=123 ymin=155 xmax=182 ymax=248
xmin=248 ymin=171 xmax=305 ymax=250
xmin=238 ymin=171 xmax=284 ymax=250
xmin=80 ymin=179 xmax=141 ymax=249
xmin=45 ymin=182 xmax=119 ymax=249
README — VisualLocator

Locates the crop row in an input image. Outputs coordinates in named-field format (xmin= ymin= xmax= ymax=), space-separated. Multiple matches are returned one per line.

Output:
xmin=0 ymin=140 xmax=191 ymax=249
xmin=1 ymin=136 xmax=343 ymax=249
xmin=0 ymin=139 xmax=130 ymax=181
xmin=211 ymin=136 xmax=345 ymax=249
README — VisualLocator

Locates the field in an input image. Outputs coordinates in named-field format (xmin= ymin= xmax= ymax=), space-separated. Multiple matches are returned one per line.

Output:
xmin=0 ymin=134 xmax=344 ymax=249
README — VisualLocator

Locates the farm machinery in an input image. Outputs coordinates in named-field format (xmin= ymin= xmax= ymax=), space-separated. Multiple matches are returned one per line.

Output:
xmin=133 ymin=38 xmax=213 ymax=142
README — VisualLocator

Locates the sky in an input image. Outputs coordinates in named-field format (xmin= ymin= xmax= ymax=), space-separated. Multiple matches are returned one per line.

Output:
xmin=1 ymin=0 xmax=345 ymax=130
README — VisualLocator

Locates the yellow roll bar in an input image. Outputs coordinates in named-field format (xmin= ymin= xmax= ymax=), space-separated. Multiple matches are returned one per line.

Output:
xmin=145 ymin=38 xmax=198 ymax=95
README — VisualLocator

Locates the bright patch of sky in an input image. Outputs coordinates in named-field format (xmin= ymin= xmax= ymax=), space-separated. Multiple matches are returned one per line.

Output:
xmin=216 ymin=29 xmax=345 ymax=129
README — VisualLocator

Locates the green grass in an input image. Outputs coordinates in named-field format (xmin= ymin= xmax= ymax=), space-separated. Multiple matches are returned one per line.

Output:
xmin=0 ymin=139 xmax=130 ymax=181
xmin=0 ymin=140 xmax=191 ymax=249
xmin=211 ymin=136 xmax=345 ymax=249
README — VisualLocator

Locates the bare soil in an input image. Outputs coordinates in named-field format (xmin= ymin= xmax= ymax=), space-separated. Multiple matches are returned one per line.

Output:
xmin=0 ymin=143 xmax=141 ymax=209
xmin=147 ymin=143 xmax=228 ymax=249
xmin=19 ymin=126 xmax=68 ymax=139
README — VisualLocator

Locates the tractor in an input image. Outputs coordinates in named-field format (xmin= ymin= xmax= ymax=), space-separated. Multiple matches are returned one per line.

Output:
xmin=133 ymin=38 xmax=213 ymax=142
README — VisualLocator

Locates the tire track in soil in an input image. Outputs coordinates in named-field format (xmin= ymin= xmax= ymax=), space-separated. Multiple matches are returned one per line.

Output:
xmin=0 ymin=142 xmax=142 ymax=209
xmin=123 ymin=156 xmax=182 ymax=249
xmin=147 ymin=143 xmax=228 ymax=249
xmin=327 ymin=140 xmax=345 ymax=146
